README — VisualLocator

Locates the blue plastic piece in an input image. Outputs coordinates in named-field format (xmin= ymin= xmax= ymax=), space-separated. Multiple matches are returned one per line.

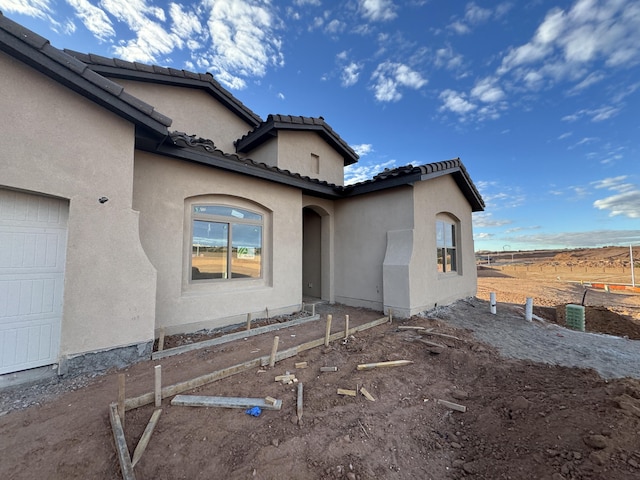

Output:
xmin=245 ymin=406 xmax=262 ymax=417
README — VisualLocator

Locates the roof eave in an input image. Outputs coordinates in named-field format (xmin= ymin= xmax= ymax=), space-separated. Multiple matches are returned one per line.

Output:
xmin=83 ymin=64 xmax=262 ymax=128
xmin=0 ymin=31 xmax=168 ymax=138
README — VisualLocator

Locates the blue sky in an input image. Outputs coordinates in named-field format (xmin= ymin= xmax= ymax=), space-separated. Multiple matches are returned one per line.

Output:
xmin=2 ymin=0 xmax=639 ymax=252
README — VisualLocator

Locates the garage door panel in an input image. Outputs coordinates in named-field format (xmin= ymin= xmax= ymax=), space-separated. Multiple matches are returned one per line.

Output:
xmin=0 ymin=188 xmax=67 ymax=374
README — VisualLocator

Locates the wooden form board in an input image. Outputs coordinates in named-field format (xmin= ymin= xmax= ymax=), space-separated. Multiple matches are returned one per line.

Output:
xmin=171 ymin=395 xmax=282 ymax=410
xmin=125 ymin=317 xmax=389 ymax=411
xmin=109 ymin=403 xmax=136 ymax=480
xmin=152 ymin=314 xmax=320 ymax=359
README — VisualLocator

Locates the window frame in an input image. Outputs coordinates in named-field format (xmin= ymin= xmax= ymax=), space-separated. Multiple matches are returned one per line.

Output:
xmin=436 ymin=218 xmax=458 ymax=274
xmin=190 ymin=204 xmax=264 ymax=283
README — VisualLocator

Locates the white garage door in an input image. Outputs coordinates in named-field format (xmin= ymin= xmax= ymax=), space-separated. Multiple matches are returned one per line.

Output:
xmin=0 ymin=189 xmax=68 ymax=375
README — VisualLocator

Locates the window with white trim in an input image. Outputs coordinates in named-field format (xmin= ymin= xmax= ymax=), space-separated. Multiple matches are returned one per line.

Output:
xmin=191 ymin=205 xmax=262 ymax=281
xmin=436 ymin=220 xmax=457 ymax=273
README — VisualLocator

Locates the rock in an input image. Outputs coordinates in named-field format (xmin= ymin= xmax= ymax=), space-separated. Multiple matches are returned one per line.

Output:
xmin=290 ymin=415 xmax=299 ymax=425
xmin=452 ymin=459 xmax=465 ymax=468
xmin=629 ymin=459 xmax=639 ymax=469
xmin=511 ymin=396 xmax=531 ymax=411
xmin=452 ymin=390 xmax=469 ymax=400
xmin=463 ymin=461 xmax=479 ymax=474
xmin=347 ymin=473 xmax=356 ymax=480
xmin=589 ymin=450 xmax=609 ymax=466
xmin=450 ymin=442 xmax=462 ymax=449
xmin=271 ymin=439 xmax=279 ymax=447
xmin=583 ymin=434 xmax=608 ymax=450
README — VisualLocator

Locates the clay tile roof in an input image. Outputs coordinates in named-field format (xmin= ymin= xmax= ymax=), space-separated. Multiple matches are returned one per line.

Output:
xmin=343 ymin=158 xmax=485 ymax=211
xmin=235 ymin=114 xmax=359 ymax=166
xmin=62 ymin=48 xmax=263 ymax=128
xmin=0 ymin=12 xmax=171 ymax=135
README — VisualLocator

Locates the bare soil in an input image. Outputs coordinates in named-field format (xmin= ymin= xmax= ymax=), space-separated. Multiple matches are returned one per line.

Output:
xmin=2 ymin=247 xmax=640 ymax=480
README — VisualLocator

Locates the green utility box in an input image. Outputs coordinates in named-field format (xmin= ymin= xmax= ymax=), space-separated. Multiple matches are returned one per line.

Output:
xmin=566 ymin=304 xmax=586 ymax=332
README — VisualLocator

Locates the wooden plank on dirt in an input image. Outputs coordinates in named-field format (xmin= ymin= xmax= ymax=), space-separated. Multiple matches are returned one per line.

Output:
xmin=125 ymin=358 xmax=262 ymax=411
xmin=337 ymin=388 xmax=357 ymax=397
xmin=418 ymin=331 xmax=461 ymax=341
xmin=325 ymin=314 xmax=332 ymax=347
xmin=295 ymin=362 xmax=308 ymax=369
xmin=397 ymin=326 xmax=426 ymax=330
xmin=417 ymin=338 xmax=447 ymax=349
xmin=118 ymin=374 xmax=126 ymax=429
xmin=154 ymin=365 xmax=161 ymax=408
xmin=269 ymin=336 xmax=280 ymax=368
xmin=131 ymin=409 xmax=162 ymax=468
xmin=356 ymin=360 xmax=413 ymax=371
xmin=320 ymin=366 xmax=338 ymax=372
xmin=152 ymin=314 xmax=320 ymax=360
xmin=171 ymin=395 xmax=282 ymax=410
xmin=109 ymin=403 xmax=136 ymax=480
xmin=436 ymin=399 xmax=467 ymax=413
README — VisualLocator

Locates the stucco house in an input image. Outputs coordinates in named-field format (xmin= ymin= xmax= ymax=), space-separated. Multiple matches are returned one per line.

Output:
xmin=0 ymin=13 xmax=484 ymax=378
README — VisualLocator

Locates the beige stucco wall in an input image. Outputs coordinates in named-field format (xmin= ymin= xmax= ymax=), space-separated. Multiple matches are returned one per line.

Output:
xmin=334 ymin=187 xmax=414 ymax=310
xmin=334 ymin=175 xmax=477 ymax=316
xmin=133 ymin=152 xmax=304 ymax=334
xmin=278 ymin=131 xmax=345 ymax=186
xmin=410 ymin=175 xmax=478 ymax=312
xmin=116 ymin=80 xmax=253 ymax=154
xmin=0 ymin=53 xmax=157 ymax=358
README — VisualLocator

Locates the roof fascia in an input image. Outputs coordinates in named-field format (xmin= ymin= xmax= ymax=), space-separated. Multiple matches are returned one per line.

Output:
xmin=87 ymin=64 xmax=262 ymax=128
xmin=0 ymin=31 xmax=168 ymax=137
xmin=342 ymin=173 xmax=423 ymax=196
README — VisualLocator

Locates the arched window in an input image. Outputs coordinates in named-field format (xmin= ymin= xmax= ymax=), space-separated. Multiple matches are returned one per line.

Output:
xmin=436 ymin=218 xmax=457 ymax=273
xmin=191 ymin=205 xmax=263 ymax=281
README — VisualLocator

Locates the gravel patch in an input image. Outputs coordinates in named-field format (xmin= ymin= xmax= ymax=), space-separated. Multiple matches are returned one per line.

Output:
xmin=430 ymin=297 xmax=640 ymax=380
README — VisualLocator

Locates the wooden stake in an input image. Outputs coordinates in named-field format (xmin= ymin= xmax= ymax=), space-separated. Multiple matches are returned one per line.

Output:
xmin=269 ymin=336 xmax=280 ymax=368
xmin=295 ymin=361 xmax=308 ymax=369
xmin=266 ymin=307 xmax=269 ymax=319
xmin=246 ymin=313 xmax=252 ymax=331
xmin=398 ymin=326 xmax=426 ymax=330
xmin=157 ymin=327 xmax=165 ymax=352
xmin=344 ymin=314 xmax=350 ymax=339
xmin=320 ymin=366 xmax=337 ymax=372
xmin=357 ymin=360 xmax=413 ymax=371
xmin=109 ymin=403 xmax=136 ymax=480
xmin=297 ymin=383 xmax=303 ymax=423
xmin=325 ymin=314 xmax=332 ymax=347
xmin=437 ymin=399 xmax=467 ymax=413
xmin=118 ymin=374 xmax=126 ymax=429
xmin=264 ymin=396 xmax=277 ymax=406
xmin=131 ymin=409 xmax=162 ymax=468
xmin=388 ymin=308 xmax=393 ymax=323
xmin=154 ymin=365 xmax=162 ymax=408
xmin=360 ymin=387 xmax=376 ymax=402
xmin=311 ymin=304 xmax=316 ymax=316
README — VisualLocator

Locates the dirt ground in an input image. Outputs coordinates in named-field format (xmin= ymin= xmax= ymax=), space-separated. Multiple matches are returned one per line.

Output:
xmin=2 ymin=248 xmax=640 ymax=479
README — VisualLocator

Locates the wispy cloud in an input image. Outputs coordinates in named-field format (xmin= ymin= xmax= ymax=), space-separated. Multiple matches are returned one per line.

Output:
xmin=352 ymin=144 xmax=374 ymax=157
xmin=592 ymin=176 xmax=640 ymax=218
xmin=65 ymin=0 xmax=114 ymax=42
xmin=0 ymin=0 xmax=52 ymax=19
xmin=341 ymin=61 xmax=363 ymax=87
xmin=472 ymin=212 xmax=512 ymax=228
xmin=370 ymin=61 xmax=427 ymax=102
xmin=502 ymin=229 xmax=640 ymax=248
xmin=344 ymin=159 xmax=397 ymax=185
xmin=448 ymin=2 xmax=512 ymax=34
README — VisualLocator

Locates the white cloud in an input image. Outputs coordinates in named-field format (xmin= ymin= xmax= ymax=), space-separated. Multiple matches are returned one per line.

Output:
xmin=470 ymin=77 xmax=505 ymax=103
xmin=65 ymin=0 xmax=114 ymax=41
xmin=344 ymin=159 xmax=397 ymax=185
xmin=359 ymin=0 xmax=397 ymax=22
xmin=277 ymin=92 xmax=285 ymax=100
xmin=563 ymin=105 xmax=621 ymax=123
xmin=352 ymin=144 xmax=373 ymax=157
xmin=0 ymin=0 xmax=52 ymax=19
xmin=371 ymin=61 xmax=427 ymax=102
xmin=195 ymin=0 xmax=284 ymax=89
xmin=503 ymin=229 xmax=640 ymax=248
xmin=591 ymin=176 xmax=634 ymax=192
xmin=558 ymin=132 xmax=572 ymax=140
xmin=341 ymin=62 xmax=362 ymax=87
xmin=472 ymin=212 xmax=512 ymax=228
xmin=448 ymin=2 xmax=512 ymax=35
xmin=434 ymin=45 xmax=465 ymax=72
xmin=594 ymin=191 xmax=640 ymax=218
xmin=568 ymin=71 xmax=605 ymax=94
xmin=439 ymin=89 xmax=476 ymax=115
